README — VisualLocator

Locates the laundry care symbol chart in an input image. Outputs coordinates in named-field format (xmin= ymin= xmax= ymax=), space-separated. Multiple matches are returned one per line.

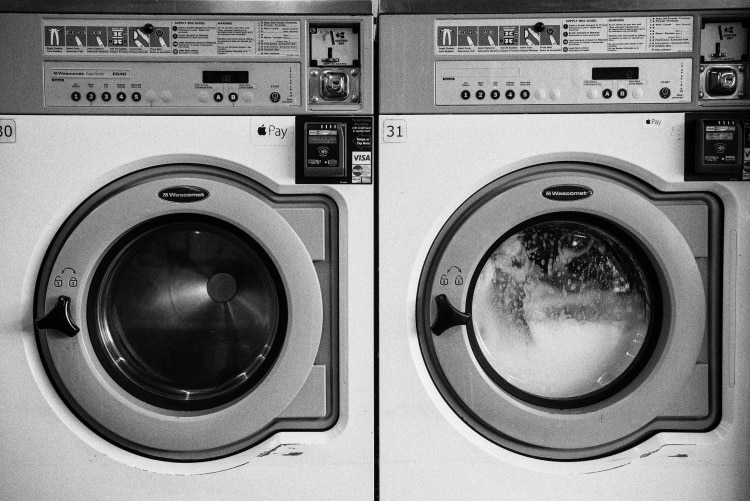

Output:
xmin=437 ymin=23 xmax=561 ymax=53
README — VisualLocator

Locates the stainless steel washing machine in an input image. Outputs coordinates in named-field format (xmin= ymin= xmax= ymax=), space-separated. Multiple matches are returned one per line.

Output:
xmin=378 ymin=1 xmax=750 ymax=498
xmin=0 ymin=1 xmax=375 ymax=498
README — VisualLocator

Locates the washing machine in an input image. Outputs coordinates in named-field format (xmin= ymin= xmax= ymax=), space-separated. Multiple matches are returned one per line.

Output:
xmin=378 ymin=1 xmax=750 ymax=499
xmin=0 ymin=1 xmax=375 ymax=499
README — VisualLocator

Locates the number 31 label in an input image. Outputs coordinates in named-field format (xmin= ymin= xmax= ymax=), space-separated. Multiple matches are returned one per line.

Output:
xmin=382 ymin=119 xmax=406 ymax=143
xmin=0 ymin=119 xmax=16 ymax=143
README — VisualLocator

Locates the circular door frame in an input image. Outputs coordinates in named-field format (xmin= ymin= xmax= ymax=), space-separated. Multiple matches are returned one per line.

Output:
xmin=416 ymin=163 xmax=717 ymax=460
xmin=36 ymin=165 xmax=325 ymax=460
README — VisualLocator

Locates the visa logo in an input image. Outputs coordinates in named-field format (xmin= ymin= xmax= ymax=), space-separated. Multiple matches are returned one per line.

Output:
xmin=352 ymin=151 xmax=372 ymax=163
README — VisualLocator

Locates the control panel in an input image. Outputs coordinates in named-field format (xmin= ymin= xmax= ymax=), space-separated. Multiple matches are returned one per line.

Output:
xmin=0 ymin=16 xmax=374 ymax=115
xmin=436 ymin=59 xmax=691 ymax=106
xmin=45 ymin=62 xmax=300 ymax=107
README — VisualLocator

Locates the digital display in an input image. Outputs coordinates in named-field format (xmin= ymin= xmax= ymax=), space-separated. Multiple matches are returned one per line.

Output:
xmin=591 ymin=67 xmax=639 ymax=80
xmin=202 ymin=71 xmax=249 ymax=84
xmin=706 ymin=132 xmax=734 ymax=140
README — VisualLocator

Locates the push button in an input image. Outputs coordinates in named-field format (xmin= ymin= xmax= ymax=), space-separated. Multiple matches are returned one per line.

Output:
xmin=131 ymin=92 xmax=142 ymax=102
xmin=490 ymin=89 xmax=501 ymax=100
xmin=475 ymin=90 xmax=485 ymax=100
xmin=617 ymin=88 xmax=627 ymax=99
xmin=659 ymin=87 xmax=671 ymax=99
xmin=602 ymin=89 xmax=613 ymax=99
xmin=102 ymin=92 xmax=112 ymax=102
xmin=228 ymin=92 xmax=238 ymax=102
xmin=116 ymin=91 xmax=127 ymax=102
xmin=71 ymin=91 xmax=81 ymax=102
xmin=213 ymin=92 xmax=223 ymax=102
xmin=505 ymin=90 xmax=515 ymax=99
xmin=86 ymin=92 xmax=96 ymax=102
xmin=520 ymin=89 xmax=530 ymax=100
xmin=460 ymin=90 xmax=471 ymax=100
xmin=270 ymin=91 xmax=281 ymax=103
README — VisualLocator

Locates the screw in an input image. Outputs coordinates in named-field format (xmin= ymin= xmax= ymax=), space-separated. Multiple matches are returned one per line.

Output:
xmin=351 ymin=69 xmax=359 ymax=77
xmin=351 ymin=93 xmax=359 ymax=102
xmin=310 ymin=69 xmax=319 ymax=77
xmin=311 ymin=96 xmax=319 ymax=103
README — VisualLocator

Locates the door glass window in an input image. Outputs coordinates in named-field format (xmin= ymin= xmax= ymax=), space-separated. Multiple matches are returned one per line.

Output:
xmin=90 ymin=216 xmax=286 ymax=410
xmin=471 ymin=219 xmax=654 ymax=402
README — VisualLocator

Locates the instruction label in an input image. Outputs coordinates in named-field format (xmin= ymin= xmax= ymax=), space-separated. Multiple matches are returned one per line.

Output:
xmin=436 ymin=16 xmax=693 ymax=55
xmin=43 ymin=19 xmax=300 ymax=57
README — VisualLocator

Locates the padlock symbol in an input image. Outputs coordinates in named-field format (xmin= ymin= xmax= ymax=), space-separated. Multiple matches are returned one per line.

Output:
xmin=54 ymin=276 xmax=62 ymax=287
xmin=440 ymin=275 xmax=448 ymax=286
xmin=69 ymin=277 xmax=78 ymax=287
xmin=455 ymin=275 xmax=464 ymax=286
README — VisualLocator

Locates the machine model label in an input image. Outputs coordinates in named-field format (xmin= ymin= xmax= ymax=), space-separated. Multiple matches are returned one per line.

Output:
xmin=542 ymin=185 xmax=593 ymax=201
xmin=43 ymin=19 xmax=300 ymax=57
xmin=158 ymin=186 xmax=210 ymax=203
xmin=435 ymin=16 xmax=693 ymax=55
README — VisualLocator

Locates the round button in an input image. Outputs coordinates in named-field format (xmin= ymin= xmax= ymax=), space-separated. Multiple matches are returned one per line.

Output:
xmin=520 ymin=89 xmax=530 ymax=100
xmin=505 ymin=90 xmax=515 ymax=99
xmin=197 ymin=91 xmax=210 ymax=103
xmin=213 ymin=92 xmax=224 ymax=102
xmin=116 ymin=92 xmax=127 ymax=102
xmin=86 ymin=92 xmax=96 ymax=102
xmin=550 ymin=89 xmax=561 ymax=101
xmin=490 ymin=89 xmax=501 ymax=100
xmin=71 ymin=91 xmax=81 ymax=102
xmin=460 ymin=90 xmax=471 ymax=100
xmin=587 ymin=88 xmax=598 ymax=99
xmin=476 ymin=90 xmax=486 ymax=100
xmin=228 ymin=92 xmax=238 ymax=103
xmin=659 ymin=87 xmax=671 ymax=99
xmin=602 ymin=89 xmax=613 ymax=99
xmin=617 ymin=88 xmax=628 ymax=99
xmin=270 ymin=91 xmax=281 ymax=103
xmin=145 ymin=91 xmax=158 ymax=103
xmin=102 ymin=92 xmax=112 ymax=102
xmin=131 ymin=92 xmax=142 ymax=102
xmin=632 ymin=88 xmax=644 ymax=99
xmin=241 ymin=91 xmax=254 ymax=103
xmin=534 ymin=89 xmax=546 ymax=100
xmin=160 ymin=91 xmax=173 ymax=103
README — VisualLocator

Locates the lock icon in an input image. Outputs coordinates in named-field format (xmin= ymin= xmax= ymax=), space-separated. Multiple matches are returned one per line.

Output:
xmin=455 ymin=275 xmax=464 ymax=286
xmin=54 ymin=276 xmax=62 ymax=287
xmin=69 ymin=277 xmax=78 ymax=287
xmin=440 ymin=275 xmax=448 ymax=286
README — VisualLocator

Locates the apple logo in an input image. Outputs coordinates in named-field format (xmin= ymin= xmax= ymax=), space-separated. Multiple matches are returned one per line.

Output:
xmin=257 ymin=124 xmax=267 ymax=135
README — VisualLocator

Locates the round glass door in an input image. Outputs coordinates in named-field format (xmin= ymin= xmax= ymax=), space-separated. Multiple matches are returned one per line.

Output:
xmin=89 ymin=215 xmax=287 ymax=410
xmin=469 ymin=218 xmax=657 ymax=406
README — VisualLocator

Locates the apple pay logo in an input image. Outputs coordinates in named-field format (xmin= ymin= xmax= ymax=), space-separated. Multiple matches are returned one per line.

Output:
xmin=250 ymin=118 xmax=294 ymax=146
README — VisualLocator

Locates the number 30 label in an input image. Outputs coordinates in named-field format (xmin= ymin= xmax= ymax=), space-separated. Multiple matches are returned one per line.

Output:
xmin=382 ymin=119 xmax=406 ymax=143
xmin=0 ymin=119 xmax=16 ymax=143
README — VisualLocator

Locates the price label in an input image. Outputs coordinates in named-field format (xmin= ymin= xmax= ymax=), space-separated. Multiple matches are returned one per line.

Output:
xmin=0 ymin=119 xmax=16 ymax=143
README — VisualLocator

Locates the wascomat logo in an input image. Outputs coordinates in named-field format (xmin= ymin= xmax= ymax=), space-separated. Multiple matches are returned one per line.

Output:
xmin=542 ymin=185 xmax=593 ymax=201
xmin=158 ymin=186 xmax=210 ymax=203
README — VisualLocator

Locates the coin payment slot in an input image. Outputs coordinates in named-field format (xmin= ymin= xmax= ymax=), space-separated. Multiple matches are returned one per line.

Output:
xmin=305 ymin=122 xmax=346 ymax=177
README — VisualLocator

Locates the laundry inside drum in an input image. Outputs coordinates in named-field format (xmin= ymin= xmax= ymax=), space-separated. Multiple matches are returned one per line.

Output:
xmin=471 ymin=220 xmax=652 ymax=401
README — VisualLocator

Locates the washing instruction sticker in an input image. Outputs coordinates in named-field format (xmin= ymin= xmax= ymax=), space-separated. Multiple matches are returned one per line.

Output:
xmin=0 ymin=120 xmax=16 ymax=143
xmin=43 ymin=19 xmax=300 ymax=57
xmin=436 ymin=16 xmax=693 ymax=55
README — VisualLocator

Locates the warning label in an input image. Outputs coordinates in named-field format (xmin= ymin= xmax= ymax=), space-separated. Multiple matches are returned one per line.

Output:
xmin=436 ymin=16 xmax=693 ymax=55
xmin=43 ymin=19 xmax=300 ymax=57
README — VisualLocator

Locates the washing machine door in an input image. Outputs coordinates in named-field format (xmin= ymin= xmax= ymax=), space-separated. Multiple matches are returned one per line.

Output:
xmin=417 ymin=163 xmax=720 ymax=460
xmin=35 ymin=166 xmax=332 ymax=460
